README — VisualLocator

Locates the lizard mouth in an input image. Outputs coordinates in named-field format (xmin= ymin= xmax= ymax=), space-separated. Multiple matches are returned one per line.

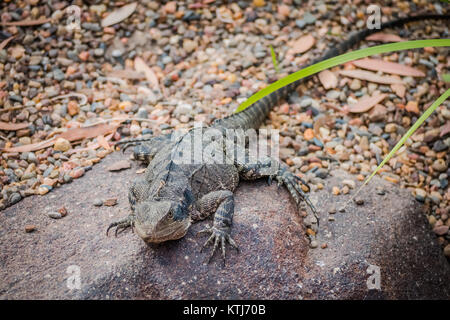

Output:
xmin=134 ymin=218 xmax=191 ymax=243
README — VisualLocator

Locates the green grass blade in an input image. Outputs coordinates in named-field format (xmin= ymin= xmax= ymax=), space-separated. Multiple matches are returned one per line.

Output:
xmin=270 ymin=45 xmax=279 ymax=73
xmin=363 ymin=88 xmax=450 ymax=186
xmin=236 ymin=39 xmax=450 ymax=112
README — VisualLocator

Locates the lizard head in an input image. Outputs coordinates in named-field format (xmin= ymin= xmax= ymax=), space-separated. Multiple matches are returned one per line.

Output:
xmin=133 ymin=200 xmax=191 ymax=243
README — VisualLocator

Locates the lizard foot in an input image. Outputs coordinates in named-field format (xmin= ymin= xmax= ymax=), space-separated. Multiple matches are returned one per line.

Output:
xmin=106 ymin=215 xmax=134 ymax=237
xmin=276 ymin=167 xmax=319 ymax=228
xmin=197 ymin=226 xmax=239 ymax=265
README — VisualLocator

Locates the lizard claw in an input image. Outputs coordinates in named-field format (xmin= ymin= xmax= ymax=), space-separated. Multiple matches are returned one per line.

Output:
xmin=197 ymin=226 xmax=239 ymax=265
xmin=106 ymin=215 xmax=134 ymax=237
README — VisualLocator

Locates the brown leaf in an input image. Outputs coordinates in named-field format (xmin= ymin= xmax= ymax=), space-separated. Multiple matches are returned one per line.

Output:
xmin=366 ymin=32 xmax=405 ymax=43
xmin=441 ymin=121 xmax=450 ymax=137
xmin=0 ymin=121 xmax=29 ymax=131
xmin=339 ymin=69 xmax=403 ymax=85
xmin=107 ymin=69 xmax=145 ymax=79
xmin=0 ymin=18 xmax=51 ymax=27
xmin=101 ymin=2 xmax=137 ymax=27
xmin=352 ymin=58 xmax=425 ymax=77
xmin=348 ymin=93 xmax=387 ymax=113
xmin=0 ymin=36 xmax=14 ymax=50
xmin=291 ymin=35 xmax=315 ymax=54
xmin=96 ymin=135 xmax=111 ymax=150
xmin=391 ymin=83 xmax=406 ymax=98
xmin=3 ymin=123 xmax=117 ymax=153
xmin=107 ymin=160 xmax=131 ymax=172
xmin=134 ymin=57 xmax=160 ymax=90
xmin=318 ymin=70 xmax=338 ymax=89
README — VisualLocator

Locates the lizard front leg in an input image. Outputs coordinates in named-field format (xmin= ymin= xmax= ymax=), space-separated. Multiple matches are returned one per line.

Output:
xmin=237 ymin=156 xmax=319 ymax=238
xmin=193 ymin=190 xmax=239 ymax=265
xmin=106 ymin=178 xmax=150 ymax=236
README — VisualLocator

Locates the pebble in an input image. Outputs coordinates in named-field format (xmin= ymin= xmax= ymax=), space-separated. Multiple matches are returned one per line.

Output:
xmin=53 ymin=138 xmax=71 ymax=152
xmin=25 ymin=225 xmax=37 ymax=233
xmin=332 ymin=186 xmax=340 ymax=195
xmin=48 ymin=211 xmax=62 ymax=219
xmin=104 ymin=198 xmax=118 ymax=206
xmin=93 ymin=198 xmax=103 ymax=207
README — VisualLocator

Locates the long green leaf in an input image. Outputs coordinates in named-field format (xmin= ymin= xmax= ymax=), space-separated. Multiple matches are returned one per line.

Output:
xmin=364 ymin=88 xmax=450 ymax=185
xmin=236 ymin=39 xmax=450 ymax=112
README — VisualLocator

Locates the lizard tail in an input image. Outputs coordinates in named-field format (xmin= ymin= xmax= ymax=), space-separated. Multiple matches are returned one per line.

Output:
xmin=212 ymin=13 xmax=450 ymax=130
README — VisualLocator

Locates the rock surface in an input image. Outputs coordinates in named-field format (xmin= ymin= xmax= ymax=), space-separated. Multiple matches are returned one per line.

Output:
xmin=0 ymin=152 xmax=449 ymax=299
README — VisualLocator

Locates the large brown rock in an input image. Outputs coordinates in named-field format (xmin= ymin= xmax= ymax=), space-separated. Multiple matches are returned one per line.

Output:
xmin=0 ymin=152 xmax=449 ymax=299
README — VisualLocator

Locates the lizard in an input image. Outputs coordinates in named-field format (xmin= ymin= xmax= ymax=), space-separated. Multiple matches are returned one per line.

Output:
xmin=107 ymin=13 xmax=450 ymax=264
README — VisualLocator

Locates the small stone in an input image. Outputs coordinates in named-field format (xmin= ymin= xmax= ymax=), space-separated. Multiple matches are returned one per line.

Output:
xmin=315 ymin=168 xmax=328 ymax=179
xmin=428 ymin=215 xmax=437 ymax=226
xmin=415 ymin=188 xmax=427 ymax=202
xmin=25 ymin=225 xmax=37 ymax=233
xmin=354 ymin=198 xmax=364 ymax=205
xmin=405 ymin=101 xmax=419 ymax=114
xmin=342 ymin=179 xmax=356 ymax=189
xmin=54 ymin=138 xmax=71 ymax=152
xmin=67 ymin=100 xmax=79 ymax=116
xmin=350 ymin=79 xmax=361 ymax=90
xmin=104 ymin=198 xmax=118 ymax=206
xmin=385 ymin=123 xmax=397 ymax=133
xmin=93 ymin=198 xmax=103 ymax=207
xmin=48 ymin=211 xmax=62 ymax=219
xmin=432 ymin=159 xmax=447 ymax=172
xmin=107 ymin=160 xmax=131 ymax=172
xmin=444 ymin=244 xmax=450 ymax=258
xmin=310 ymin=240 xmax=318 ymax=248
xmin=342 ymin=185 xmax=350 ymax=195
xmin=332 ymin=186 xmax=340 ymax=195
xmin=69 ymin=168 xmax=85 ymax=179
xmin=321 ymin=243 xmax=328 ymax=249
xmin=433 ymin=225 xmax=449 ymax=236
xmin=58 ymin=206 xmax=68 ymax=217
xmin=328 ymin=207 xmax=336 ymax=214
xmin=183 ymin=39 xmax=197 ymax=53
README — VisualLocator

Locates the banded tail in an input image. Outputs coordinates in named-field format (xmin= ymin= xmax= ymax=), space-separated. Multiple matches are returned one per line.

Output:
xmin=212 ymin=13 xmax=450 ymax=130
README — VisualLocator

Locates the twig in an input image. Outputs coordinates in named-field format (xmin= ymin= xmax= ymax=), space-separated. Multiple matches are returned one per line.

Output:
xmin=50 ymin=93 xmax=88 ymax=105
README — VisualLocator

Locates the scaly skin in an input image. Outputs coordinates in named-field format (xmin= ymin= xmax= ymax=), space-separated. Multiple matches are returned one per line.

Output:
xmin=107 ymin=14 xmax=450 ymax=264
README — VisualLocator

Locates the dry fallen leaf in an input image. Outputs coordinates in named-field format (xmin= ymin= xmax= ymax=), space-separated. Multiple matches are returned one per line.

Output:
xmin=366 ymin=32 xmax=405 ymax=43
xmin=0 ymin=36 xmax=14 ymax=50
xmin=101 ymin=2 xmax=137 ymax=27
xmin=107 ymin=69 xmax=145 ymax=79
xmin=348 ymin=93 xmax=387 ymax=113
xmin=291 ymin=35 xmax=316 ymax=54
xmin=3 ymin=123 xmax=117 ymax=153
xmin=352 ymin=58 xmax=425 ymax=77
xmin=96 ymin=135 xmax=111 ymax=150
xmin=0 ymin=18 xmax=51 ymax=27
xmin=134 ymin=57 xmax=160 ymax=91
xmin=391 ymin=83 xmax=406 ymax=98
xmin=339 ymin=69 xmax=403 ymax=85
xmin=0 ymin=121 xmax=29 ymax=131
xmin=318 ymin=70 xmax=338 ymax=89
xmin=441 ymin=121 xmax=450 ymax=137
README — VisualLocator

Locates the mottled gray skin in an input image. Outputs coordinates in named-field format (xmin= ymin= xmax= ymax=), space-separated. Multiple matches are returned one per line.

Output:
xmin=108 ymin=126 xmax=316 ymax=263
xmin=107 ymin=14 xmax=449 ymax=263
